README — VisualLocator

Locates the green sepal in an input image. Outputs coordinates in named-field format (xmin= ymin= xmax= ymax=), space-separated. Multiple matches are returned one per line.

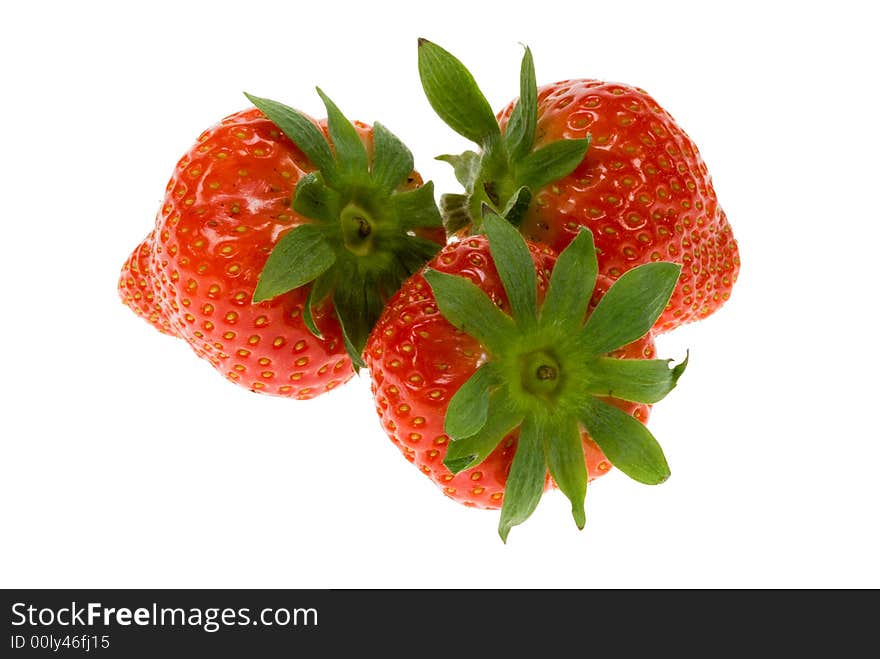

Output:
xmin=333 ymin=282 xmax=371 ymax=371
xmin=498 ymin=187 xmax=532 ymax=227
xmin=302 ymin=271 xmax=335 ymax=339
xmin=439 ymin=193 xmax=472 ymax=235
xmin=252 ymin=224 xmax=336 ymax=303
xmin=544 ymin=414 xmax=588 ymax=529
xmin=391 ymin=183 xmax=443 ymax=230
xmin=578 ymin=396 xmax=670 ymax=485
xmin=443 ymin=388 xmax=523 ymax=474
xmin=515 ymin=137 xmax=591 ymax=191
xmin=244 ymin=92 xmax=337 ymax=185
xmin=503 ymin=46 xmax=537 ymax=162
xmin=587 ymin=353 xmax=688 ymax=404
xmin=498 ymin=413 xmax=547 ymax=543
xmin=423 ymin=268 xmax=516 ymax=355
xmin=417 ymin=38 xmax=501 ymax=148
xmin=580 ymin=262 xmax=681 ymax=357
xmin=436 ymin=151 xmax=481 ymax=193
xmin=316 ymin=87 xmax=369 ymax=182
xmin=445 ymin=362 xmax=499 ymax=441
xmin=541 ymin=227 xmax=598 ymax=330
xmin=371 ymin=122 xmax=416 ymax=194
xmin=291 ymin=173 xmax=340 ymax=224
xmin=246 ymin=89 xmax=443 ymax=371
xmin=483 ymin=211 xmax=537 ymax=331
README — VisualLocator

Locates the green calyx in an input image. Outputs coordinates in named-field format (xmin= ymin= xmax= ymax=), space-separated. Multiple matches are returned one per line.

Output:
xmin=424 ymin=212 xmax=686 ymax=542
xmin=418 ymin=39 xmax=589 ymax=234
xmin=245 ymin=89 xmax=442 ymax=368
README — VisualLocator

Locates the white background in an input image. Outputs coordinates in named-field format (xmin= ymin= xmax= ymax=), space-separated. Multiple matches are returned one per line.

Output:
xmin=2 ymin=0 xmax=877 ymax=588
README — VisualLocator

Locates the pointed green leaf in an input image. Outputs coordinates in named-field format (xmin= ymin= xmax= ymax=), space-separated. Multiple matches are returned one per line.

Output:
xmin=316 ymin=88 xmax=369 ymax=182
xmin=333 ymin=280 xmax=380 ymax=369
xmin=391 ymin=182 xmax=443 ymax=230
xmin=580 ymin=262 xmax=681 ymax=356
xmin=498 ymin=414 xmax=547 ymax=542
xmin=504 ymin=46 xmax=537 ymax=161
xmin=587 ymin=353 xmax=688 ymax=404
xmin=544 ymin=414 xmax=588 ymax=529
xmin=423 ymin=268 xmax=516 ymax=355
xmin=483 ymin=211 xmax=537 ymax=331
xmin=244 ymin=93 xmax=337 ymax=184
xmin=515 ymin=137 xmax=590 ymax=191
xmin=302 ymin=271 xmax=335 ymax=339
xmin=252 ymin=224 xmax=336 ymax=303
xmin=291 ymin=172 xmax=341 ymax=224
xmin=436 ymin=151 xmax=482 ymax=193
xmin=440 ymin=193 xmax=472 ymax=235
xmin=578 ymin=397 xmax=670 ymax=485
xmin=445 ymin=362 xmax=500 ymax=441
xmin=443 ymin=388 xmax=523 ymax=474
xmin=499 ymin=186 xmax=532 ymax=227
xmin=371 ymin=122 xmax=415 ymax=194
xmin=541 ymin=227 xmax=598 ymax=330
xmin=417 ymin=39 xmax=501 ymax=148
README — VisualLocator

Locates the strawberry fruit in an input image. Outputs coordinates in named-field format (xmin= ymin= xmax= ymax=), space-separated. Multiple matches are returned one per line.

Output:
xmin=366 ymin=212 xmax=686 ymax=540
xmin=418 ymin=40 xmax=739 ymax=331
xmin=119 ymin=90 xmax=442 ymax=398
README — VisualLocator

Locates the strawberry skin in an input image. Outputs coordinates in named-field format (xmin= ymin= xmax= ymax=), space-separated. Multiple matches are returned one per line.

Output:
xmin=497 ymin=80 xmax=739 ymax=332
xmin=365 ymin=236 xmax=652 ymax=509
xmin=118 ymin=231 xmax=175 ymax=337
xmin=120 ymin=108 xmax=355 ymax=397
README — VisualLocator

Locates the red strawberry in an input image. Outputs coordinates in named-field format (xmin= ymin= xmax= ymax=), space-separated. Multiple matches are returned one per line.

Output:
xmin=365 ymin=212 xmax=686 ymax=540
xmin=418 ymin=40 xmax=739 ymax=332
xmin=120 ymin=91 xmax=443 ymax=398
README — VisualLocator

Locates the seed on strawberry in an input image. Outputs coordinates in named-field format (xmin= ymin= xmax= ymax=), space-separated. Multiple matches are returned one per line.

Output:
xmin=418 ymin=39 xmax=739 ymax=332
xmin=366 ymin=210 xmax=687 ymax=540
xmin=120 ymin=90 xmax=443 ymax=398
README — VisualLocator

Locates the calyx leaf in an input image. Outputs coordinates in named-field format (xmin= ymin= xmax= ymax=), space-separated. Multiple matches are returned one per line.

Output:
xmin=427 ymin=223 xmax=688 ymax=540
xmin=417 ymin=42 xmax=591 ymax=234
xmin=246 ymin=90 xmax=442 ymax=364
xmin=252 ymin=224 xmax=335 ymax=303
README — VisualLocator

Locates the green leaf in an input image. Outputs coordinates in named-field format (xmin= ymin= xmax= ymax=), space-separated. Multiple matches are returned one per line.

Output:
xmin=544 ymin=414 xmax=588 ymax=529
xmin=515 ymin=137 xmax=590 ymax=191
xmin=445 ymin=362 xmax=499 ymax=441
xmin=499 ymin=186 xmax=532 ymax=228
xmin=541 ymin=228 xmax=598 ymax=330
xmin=252 ymin=224 xmax=336 ymax=303
xmin=443 ymin=388 xmax=523 ymax=473
xmin=423 ymin=268 xmax=516 ymax=355
xmin=587 ymin=353 xmax=688 ymax=404
xmin=498 ymin=414 xmax=547 ymax=542
xmin=371 ymin=122 xmax=415 ymax=194
xmin=417 ymin=39 xmax=501 ymax=148
xmin=580 ymin=262 xmax=681 ymax=356
xmin=333 ymin=273 xmax=382 ymax=369
xmin=316 ymin=87 xmax=369 ymax=182
xmin=391 ymin=182 xmax=443 ymax=230
xmin=436 ymin=151 xmax=482 ymax=193
xmin=302 ymin=271 xmax=335 ymax=339
xmin=578 ymin=397 xmax=670 ymax=485
xmin=439 ymin=193 xmax=472 ymax=235
xmin=244 ymin=93 xmax=337 ymax=184
xmin=504 ymin=46 xmax=537 ymax=161
xmin=482 ymin=211 xmax=537 ymax=331
xmin=291 ymin=172 xmax=341 ymax=224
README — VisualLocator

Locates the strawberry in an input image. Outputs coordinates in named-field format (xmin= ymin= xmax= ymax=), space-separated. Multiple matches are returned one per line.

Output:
xmin=365 ymin=212 xmax=687 ymax=540
xmin=119 ymin=90 xmax=443 ymax=398
xmin=418 ymin=40 xmax=739 ymax=331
